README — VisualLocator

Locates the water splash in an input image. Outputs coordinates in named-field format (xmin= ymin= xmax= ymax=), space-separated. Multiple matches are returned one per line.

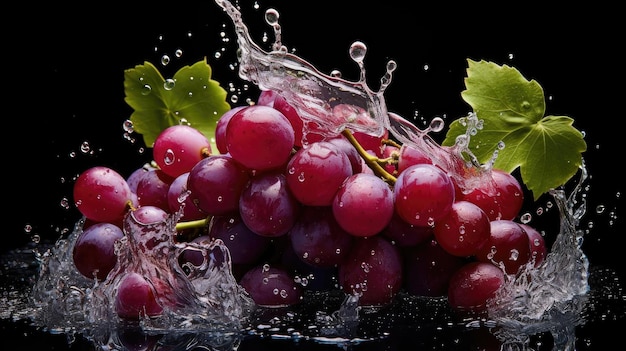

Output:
xmin=31 ymin=210 xmax=255 ymax=334
xmin=215 ymin=0 xmax=590 ymax=342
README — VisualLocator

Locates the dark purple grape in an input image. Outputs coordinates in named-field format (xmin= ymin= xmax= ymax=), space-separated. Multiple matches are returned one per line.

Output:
xmin=73 ymin=222 xmax=124 ymax=280
xmin=382 ymin=212 xmax=433 ymax=247
xmin=135 ymin=168 xmax=174 ymax=211
xmin=239 ymin=172 xmax=300 ymax=237
xmin=208 ymin=213 xmax=271 ymax=265
xmin=187 ymin=154 xmax=250 ymax=216
xmin=338 ymin=236 xmax=403 ymax=306
xmin=288 ymin=206 xmax=353 ymax=268
xmin=403 ymin=239 xmax=466 ymax=297
xmin=239 ymin=264 xmax=302 ymax=307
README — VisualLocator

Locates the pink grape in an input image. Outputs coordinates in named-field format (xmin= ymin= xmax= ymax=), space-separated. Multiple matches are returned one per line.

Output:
xmin=288 ymin=205 xmax=353 ymax=268
xmin=239 ymin=264 xmax=303 ymax=307
xmin=239 ymin=171 xmax=300 ymax=237
xmin=403 ymin=239 xmax=467 ymax=297
xmin=447 ymin=261 xmax=505 ymax=312
xmin=73 ymin=166 xmax=133 ymax=223
xmin=72 ymin=222 xmax=124 ymax=280
xmin=152 ymin=124 xmax=212 ymax=178
xmin=285 ymin=141 xmax=352 ymax=206
xmin=458 ymin=168 xmax=524 ymax=221
xmin=225 ymin=105 xmax=295 ymax=172
xmin=332 ymin=173 xmax=395 ymax=237
xmin=433 ymin=200 xmax=491 ymax=257
xmin=338 ymin=236 xmax=403 ymax=306
xmin=475 ymin=219 xmax=532 ymax=274
xmin=393 ymin=163 xmax=455 ymax=227
xmin=115 ymin=272 xmax=163 ymax=320
xmin=187 ymin=154 xmax=250 ymax=216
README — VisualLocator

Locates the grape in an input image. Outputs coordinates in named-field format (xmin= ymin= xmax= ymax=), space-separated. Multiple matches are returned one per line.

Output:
xmin=285 ymin=141 xmax=352 ymax=206
xmin=326 ymin=136 xmax=363 ymax=174
xmin=239 ymin=264 xmax=303 ymax=307
xmin=288 ymin=205 xmax=353 ymax=268
xmin=73 ymin=166 xmax=133 ymax=223
xmin=239 ymin=171 xmax=300 ymax=237
xmin=115 ymin=272 xmax=163 ymax=320
xmin=519 ymin=223 xmax=547 ymax=267
xmin=167 ymin=172 xmax=206 ymax=221
xmin=187 ymin=154 xmax=250 ymax=216
xmin=338 ymin=236 xmax=403 ymax=306
xmin=475 ymin=219 xmax=532 ymax=274
xmin=458 ymin=168 xmax=524 ymax=221
xmin=225 ymin=105 xmax=295 ymax=172
xmin=72 ymin=222 xmax=124 ymax=280
xmin=403 ymin=239 xmax=467 ymax=297
xmin=397 ymin=143 xmax=432 ymax=173
xmin=214 ymin=106 xmax=246 ymax=154
xmin=208 ymin=213 xmax=271 ymax=265
xmin=433 ymin=200 xmax=491 ymax=257
xmin=382 ymin=212 xmax=433 ymax=247
xmin=393 ymin=163 xmax=455 ymax=227
xmin=152 ymin=124 xmax=212 ymax=178
xmin=332 ymin=173 xmax=395 ymax=237
xmin=130 ymin=205 xmax=169 ymax=224
xmin=126 ymin=164 xmax=156 ymax=193
xmin=135 ymin=168 xmax=174 ymax=211
xmin=447 ymin=261 xmax=505 ymax=312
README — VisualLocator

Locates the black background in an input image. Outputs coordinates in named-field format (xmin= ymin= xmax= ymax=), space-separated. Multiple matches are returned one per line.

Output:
xmin=5 ymin=0 xmax=625 ymax=350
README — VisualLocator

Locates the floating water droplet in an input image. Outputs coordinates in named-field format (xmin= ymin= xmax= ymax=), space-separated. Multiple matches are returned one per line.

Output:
xmin=161 ymin=55 xmax=171 ymax=66
xmin=349 ymin=41 xmax=367 ymax=63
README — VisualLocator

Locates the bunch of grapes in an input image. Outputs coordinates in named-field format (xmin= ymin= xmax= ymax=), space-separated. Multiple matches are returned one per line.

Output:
xmin=72 ymin=89 xmax=548 ymax=320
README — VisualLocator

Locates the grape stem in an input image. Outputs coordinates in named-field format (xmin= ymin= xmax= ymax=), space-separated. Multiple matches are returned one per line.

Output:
xmin=176 ymin=217 xmax=210 ymax=231
xmin=341 ymin=129 xmax=397 ymax=185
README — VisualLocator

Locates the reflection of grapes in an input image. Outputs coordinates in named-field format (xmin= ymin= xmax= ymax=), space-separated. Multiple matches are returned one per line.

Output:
xmin=71 ymin=89 xmax=552 ymax=313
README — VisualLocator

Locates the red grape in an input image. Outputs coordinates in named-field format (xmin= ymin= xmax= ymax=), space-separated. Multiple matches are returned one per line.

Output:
xmin=459 ymin=169 xmax=524 ymax=221
xmin=214 ymin=106 xmax=246 ymax=154
xmin=73 ymin=166 xmax=133 ymax=223
xmin=135 ymin=169 xmax=174 ymax=211
xmin=519 ymin=223 xmax=547 ymax=267
xmin=167 ymin=172 xmax=206 ymax=221
xmin=382 ymin=212 xmax=433 ymax=247
xmin=285 ymin=141 xmax=352 ymax=206
xmin=393 ymin=163 xmax=455 ymax=227
xmin=447 ymin=261 xmax=505 ymax=312
xmin=72 ymin=222 xmax=124 ymax=280
xmin=225 ymin=105 xmax=295 ymax=172
xmin=152 ymin=124 xmax=212 ymax=178
xmin=397 ymin=143 xmax=432 ymax=173
xmin=433 ymin=200 xmax=491 ymax=257
xmin=332 ymin=173 xmax=395 ymax=237
xmin=475 ymin=219 xmax=532 ymax=274
xmin=115 ymin=272 xmax=163 ymax=320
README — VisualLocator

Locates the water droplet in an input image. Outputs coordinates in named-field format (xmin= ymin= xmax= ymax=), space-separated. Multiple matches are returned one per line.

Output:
xmin=349 ymin=41 xmax=367 ymax=63
xmin=164 ymin=149 xmax=175 ymax=165
xmin=141 ymin=84 xmax=152 ymax=95
xmin=161 ymin=55 xmax=171 ymax=66
xmin=164 ymin=78 xmax=176 ymax=90
xmin=175 ymin=48 xmax=183 ymax=58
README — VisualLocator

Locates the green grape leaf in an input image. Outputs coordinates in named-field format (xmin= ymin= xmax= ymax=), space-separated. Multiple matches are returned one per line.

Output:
xmin=443 ymin=59 xmax=586 ymax=201
xmin=124 ymin=59 xmax=231 ymax=150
